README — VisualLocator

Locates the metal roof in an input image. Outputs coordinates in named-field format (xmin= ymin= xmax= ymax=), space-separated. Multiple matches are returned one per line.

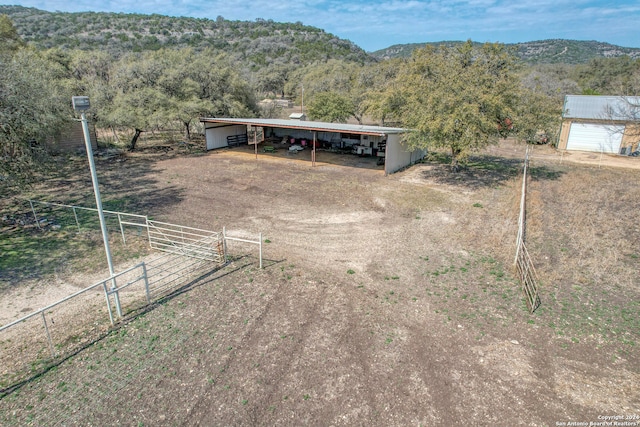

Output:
xmin=200 ymin=117 xmax=407 ymax=136
xmin=563 ymin=95 xmax=640 ymax=121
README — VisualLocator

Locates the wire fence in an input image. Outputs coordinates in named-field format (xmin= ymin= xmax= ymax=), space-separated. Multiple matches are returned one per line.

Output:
xmin=514 ymin=146 xmax=541 ymax=313
xmin=1 ymin=200 xmax=264 ymax=392
xmin=0 ymin=263 xmax=147 ymax=390
xmin=26 ymin=199 xmax=148 ymax=244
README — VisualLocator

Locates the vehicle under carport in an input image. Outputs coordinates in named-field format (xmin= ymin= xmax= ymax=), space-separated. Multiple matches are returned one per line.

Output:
xmin=200 ymin=117 xmax=426 ymax=175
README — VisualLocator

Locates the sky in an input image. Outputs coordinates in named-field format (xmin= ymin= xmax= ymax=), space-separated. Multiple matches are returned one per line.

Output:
xmin=4 ymin=0 xmax=640 ymax=52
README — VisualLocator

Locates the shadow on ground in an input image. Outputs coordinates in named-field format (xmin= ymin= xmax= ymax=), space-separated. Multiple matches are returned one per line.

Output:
xmin=420 ymin=152 xmax=565 ymax=190
xmin=0 ymin=149 xmax=189 ymax=286
xmin=0 ymin=255 xmax=274 ymax=397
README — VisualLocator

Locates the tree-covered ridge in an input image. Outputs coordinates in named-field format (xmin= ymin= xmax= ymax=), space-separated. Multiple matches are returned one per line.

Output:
xmin=2 ymin=6 xmax=639 ymax=189
xmin=0 ymin=5 xmax=374 ymax=66
xmin=372 ymin=39 xmax=640 ymax=64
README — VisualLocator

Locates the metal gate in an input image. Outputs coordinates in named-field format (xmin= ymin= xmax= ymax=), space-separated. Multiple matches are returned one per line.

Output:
xmin=146 ymin=220 xmax=224 ymax=263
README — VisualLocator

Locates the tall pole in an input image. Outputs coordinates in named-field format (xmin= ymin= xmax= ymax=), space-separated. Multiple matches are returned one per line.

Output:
xmin=79 ymin=111 xmax=121 ymax=316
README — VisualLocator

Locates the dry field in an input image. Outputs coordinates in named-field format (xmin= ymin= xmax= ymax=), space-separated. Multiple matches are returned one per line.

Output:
xmin=1 ymin=139 xmax=639 ymax=426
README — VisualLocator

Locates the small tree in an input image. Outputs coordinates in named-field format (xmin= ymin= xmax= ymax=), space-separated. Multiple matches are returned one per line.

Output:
xmin=602 ymin=96 xmax=640 ymax=152
xmin=394 ymin=41 xmax=523 ymax=170
xmin=0 ymin=14 xmax=24 ymax=54
xmin=307 ymin=91 xmax=353 ymax=123
xmin=106 ymin=87 xmax=169 ymax=150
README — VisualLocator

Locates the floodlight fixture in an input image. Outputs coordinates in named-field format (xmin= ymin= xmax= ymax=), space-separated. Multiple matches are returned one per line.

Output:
xmin=72 ymin=96 xmax=90 ymax=112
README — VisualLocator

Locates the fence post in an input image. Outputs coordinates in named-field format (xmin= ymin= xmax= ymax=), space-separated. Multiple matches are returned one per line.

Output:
xmin=29 ymin=200 xmax=42 ymax=230
xmin=41 ymin=311 xmax=56 ymax=358
xmin=147 ymin=218 xmax=152 ymax=248
xmin=223 ymin=226 xmax=228 ymax=263
xmin=142 ymin=262 xmax=151 ymax=304
xmin=118 ymin=213 xmax=126 ymax=244
xmin=112 ymin=276 xmax=122 ymax=318
xmin=103 ymin=281 xmax=115 ymax=325
xmin=72 ymin=206 xmax=81 ymax=231
xmin=259 ymin=232 xmax=263 ymax=269
xmin=514 ymin=146 xmax=529 ymax=265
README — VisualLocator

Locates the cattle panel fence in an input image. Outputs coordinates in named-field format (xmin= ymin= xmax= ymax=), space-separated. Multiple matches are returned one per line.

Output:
xmin=1 ymin=201 xmax=263 ymax=392
xmin=514 ymin=146 xmax=541 ymax=313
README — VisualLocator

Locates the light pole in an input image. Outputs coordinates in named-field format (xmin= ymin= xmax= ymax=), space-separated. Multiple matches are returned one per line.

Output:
xmin=72 ymin=96 xmax=121 ymax=317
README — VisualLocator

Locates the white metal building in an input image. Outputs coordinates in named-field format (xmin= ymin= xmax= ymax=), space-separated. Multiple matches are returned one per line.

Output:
xmin=558 ymin=95 xmax=640 ymax=154
xmin=200 ymin=117 xmax=426 ymax=174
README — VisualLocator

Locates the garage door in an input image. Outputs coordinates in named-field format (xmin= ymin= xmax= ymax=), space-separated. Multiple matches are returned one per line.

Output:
xmin=567 ymin=123 xmax=624 ymax=153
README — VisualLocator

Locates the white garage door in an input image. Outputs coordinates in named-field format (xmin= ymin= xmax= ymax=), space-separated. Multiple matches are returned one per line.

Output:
xmin=567 ymin=123 xmax=624 ymax=153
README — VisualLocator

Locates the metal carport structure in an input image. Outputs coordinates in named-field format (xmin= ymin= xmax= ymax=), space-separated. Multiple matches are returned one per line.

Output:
xmin=200 ymin=117 xmax=426 ymax=175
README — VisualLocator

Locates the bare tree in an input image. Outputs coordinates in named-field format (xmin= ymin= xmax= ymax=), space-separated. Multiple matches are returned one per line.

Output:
xmin=601 ymin=96 xmax=640 ymax=154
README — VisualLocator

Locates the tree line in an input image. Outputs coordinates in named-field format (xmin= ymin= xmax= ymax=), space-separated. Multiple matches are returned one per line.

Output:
xmin=2 ymin=12 xmax=640 ymax=190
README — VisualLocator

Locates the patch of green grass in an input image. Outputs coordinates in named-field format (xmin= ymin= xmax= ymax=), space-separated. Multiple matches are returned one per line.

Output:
xmin=347 ymin=269 xmax=355 ymax=275
xmin=472 ymin=203 xmax=483 ymax=208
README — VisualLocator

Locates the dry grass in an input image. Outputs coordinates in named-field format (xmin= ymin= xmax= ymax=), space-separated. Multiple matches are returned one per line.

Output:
xmin=1 ymin=139 xmax=639 ymax=426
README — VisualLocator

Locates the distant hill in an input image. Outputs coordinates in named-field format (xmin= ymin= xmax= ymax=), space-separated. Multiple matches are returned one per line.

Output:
xmin=372 ymin=39 xmax=640 ymax=64
xmin=3 ymin=6 xmax=639 ymax=67
xmin=0 ymin=5 xmax=374 ymax=67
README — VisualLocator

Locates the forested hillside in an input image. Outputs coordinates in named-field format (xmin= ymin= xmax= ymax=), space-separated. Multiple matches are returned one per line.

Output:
xmin=373 ymin=39 xmax=640 ymax=64
xmin=0 ymin=5 xmax=373 ymax=67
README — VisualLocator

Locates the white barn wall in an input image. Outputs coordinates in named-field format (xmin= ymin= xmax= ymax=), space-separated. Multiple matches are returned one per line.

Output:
xmin=205 ymin=124 xmax=247 ymax=150
xmin=385 ymin=134 xmax=425 ymax=174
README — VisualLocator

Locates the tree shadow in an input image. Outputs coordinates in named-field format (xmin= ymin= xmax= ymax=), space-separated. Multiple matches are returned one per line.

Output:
xmin=0 ymin=256 xmax=280 ymax=398
xmin=1 ymin=150 xmax=188 ymax=287
xmin=419 ymin=151 xmax=564 ymax=190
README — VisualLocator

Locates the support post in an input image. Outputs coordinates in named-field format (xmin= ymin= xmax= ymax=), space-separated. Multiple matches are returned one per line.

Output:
xmin=312 ymin=131 xmax=316 ymax=167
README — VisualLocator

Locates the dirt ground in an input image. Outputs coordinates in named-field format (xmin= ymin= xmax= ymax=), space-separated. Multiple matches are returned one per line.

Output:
xmin=1 ymin=139 xmax=639 ymax=426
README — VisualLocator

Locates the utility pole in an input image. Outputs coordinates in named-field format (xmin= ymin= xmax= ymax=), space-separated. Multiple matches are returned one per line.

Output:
xmin=72 ymin=96 xmax=121 ymax=317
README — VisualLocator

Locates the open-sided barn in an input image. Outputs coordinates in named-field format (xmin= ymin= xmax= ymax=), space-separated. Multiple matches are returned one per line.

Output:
xmin=200 ymin=117 xmax=426 ymax=175
xmin=558 ymin=95 xmax=640 ymax=154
